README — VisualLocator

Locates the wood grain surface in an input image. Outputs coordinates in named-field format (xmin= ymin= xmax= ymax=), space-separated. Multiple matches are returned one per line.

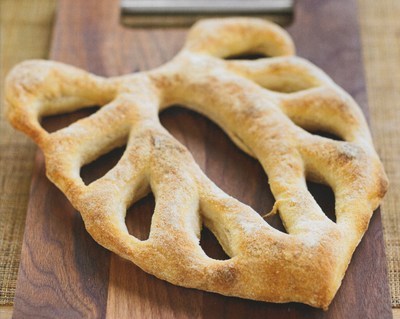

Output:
xmin=11 ymin=0 xmax=392 ymax=318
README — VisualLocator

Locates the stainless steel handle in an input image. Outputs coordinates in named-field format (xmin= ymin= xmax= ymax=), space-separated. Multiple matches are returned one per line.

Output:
xmin=121 ymin=0 xmax=294 ymax=15
xmin=120 ymin=0 xmax=294 ymax=27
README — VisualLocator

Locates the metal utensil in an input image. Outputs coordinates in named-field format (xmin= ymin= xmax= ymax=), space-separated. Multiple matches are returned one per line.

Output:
xmin=121 ymin=0 xmax=294 ymax=27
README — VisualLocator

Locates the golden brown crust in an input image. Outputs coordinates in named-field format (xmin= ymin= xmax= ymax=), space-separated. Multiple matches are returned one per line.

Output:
xmin=4 ymin=18 xmax=388 ymax=309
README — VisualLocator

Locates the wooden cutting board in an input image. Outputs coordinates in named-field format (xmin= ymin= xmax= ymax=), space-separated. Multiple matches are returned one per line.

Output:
xmin=12 ymin=0 xmax=392 ymax=318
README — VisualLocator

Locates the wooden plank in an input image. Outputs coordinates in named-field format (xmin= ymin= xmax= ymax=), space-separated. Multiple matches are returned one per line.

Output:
xmin=12 ymin=0 xmax=392 ymax=318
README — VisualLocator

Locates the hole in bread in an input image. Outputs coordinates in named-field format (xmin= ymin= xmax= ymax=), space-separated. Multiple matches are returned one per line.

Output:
xmin=126 ymin=193 xmax=155 ymax=241
xmin=160 ymin=106 xmax=285 ymax=232
xmin=225 ymin=53 xmax=268 ymax=61
xmin=200 ymin=225 xmax=230 ymax=260
xmin=249 ymin=71 xmax=320 ymax=93
xmin=40 ymin=106 xmax=100 ymax=133
xmin=260 ymin=81 xmax=317 ymax=94
xmin=307 ymin=181 xmax=336 ymax=222
xmin=263 ymin=209 xmax=288 ymax=234
xmin=308 ymin=130 xmax=343 ymax=141
xmin=80 ymin=145 xmax=126 ymax=185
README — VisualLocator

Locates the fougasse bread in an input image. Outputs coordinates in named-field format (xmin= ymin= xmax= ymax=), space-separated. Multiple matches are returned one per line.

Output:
xmin=5 ymin=18 xmax=388 ymax=309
